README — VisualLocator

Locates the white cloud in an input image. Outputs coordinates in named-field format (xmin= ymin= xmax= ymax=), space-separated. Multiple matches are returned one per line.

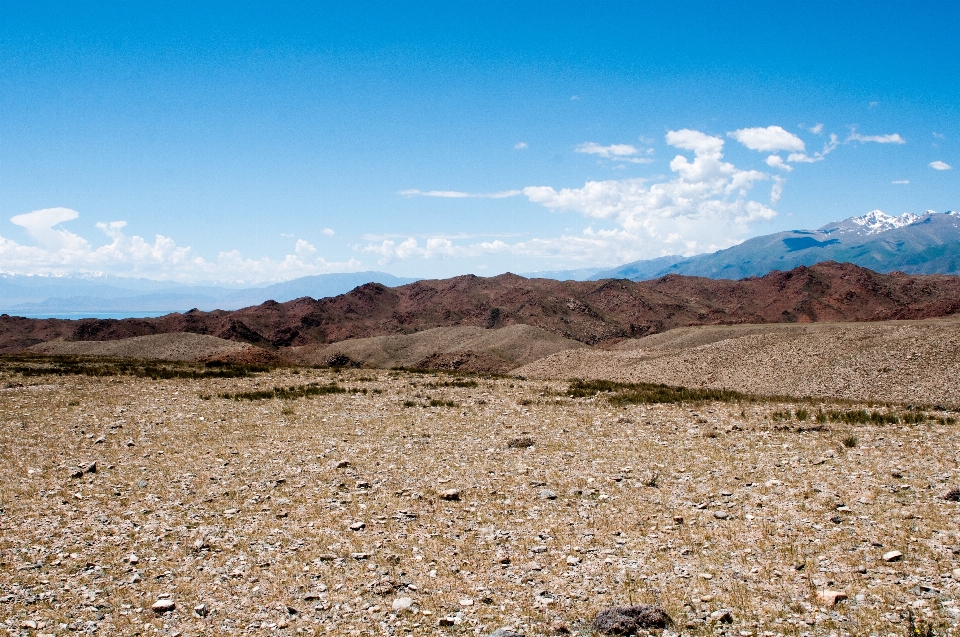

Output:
xmin=576 ymin=142 xmax=637 ymax=157
xmin=930 ymin=161 xmax=953 ymax=171
xmin=1 ymin=208 xmax=360 ymax=284
xmin=665 ymin=129 xmax=725 ymax=155
xmin=294 ymin=239 xmax=316 ymax=256
xmin=892 ymin=179 xmax=910 ymax=184
xmin=321 ymin=228 xmax=335 ymax=236
xmin=786 ymin=133 xmax=839 ymax=164
xmin=771 ymin=177 xmax=785 ymax=204
xmin=766 ymin=155 xmax=793 ymax=171
xmin=933 ymin=132 xmax=945 ymax=140
xmin=847 ymin=131 xmax=906 ymax=144
xmin=514 ymin=142 xmax=528 ymax=150
xmin=10 ymin=207 xmax=90 ymax=251
xmin=371 ymin=129 xmax=780 ymax=265
xmin=398 ymin=189 xmax=522 ymax=199
xmin=729 ymin=126 xmax=806 ymax=152
xmin=808 ymin=123 xmax=824 ymax=134
xmin=575 ymin=142 xmax=654 ymax=164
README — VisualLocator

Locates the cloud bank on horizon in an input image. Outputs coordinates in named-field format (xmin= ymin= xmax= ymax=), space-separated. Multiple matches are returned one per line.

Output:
xmin=2 ymin=123 xmax=935 ymax=282
xmin=1 ymin=207 xmax=359 ymax=283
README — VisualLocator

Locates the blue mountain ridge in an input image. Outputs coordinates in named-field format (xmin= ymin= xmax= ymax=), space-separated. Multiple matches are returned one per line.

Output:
xmin=0 ymin=271 xmax=417 ymax=315
xmin=589 ymin=210 xmax=960 ymax=281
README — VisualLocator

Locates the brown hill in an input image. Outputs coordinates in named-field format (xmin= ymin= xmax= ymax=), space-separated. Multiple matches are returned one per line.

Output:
xmin=4 ymin=261 xmax=960 ymax=354
xmin=514 ymin=316 xmax=960 ymax=406
xmin=27 ymin=332 xmax=278 ymax=364
xmin=289 ymin=324 xmax=588 ymax=373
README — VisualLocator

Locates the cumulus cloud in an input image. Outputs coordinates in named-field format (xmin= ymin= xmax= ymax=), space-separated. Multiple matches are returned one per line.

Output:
xmin=847 ymin=131 xmax=906 ymax=144
xmin=808 ymin=123 xmax=824 ymax=134
xmin=514 ymin=142 xmax=528 ymax=149
xmin=766 ymin=155 xmax=793 ymax=171
xmin=372 ymin=129 xmax=780 ymax=265
xmin=729 ymin=126 xmax=806 ymax=152
xmin=892 ymin=179 xmax=910 ymax=184
xmin=1 ymin=208 xmax=360 ymax=284
xmin=398 ymin=189 xmax=522 ymax=199
xmin=321 ymin=228 xmax=335 ymax=236
xmin=930 ymin=161 xmax=953 ymax=170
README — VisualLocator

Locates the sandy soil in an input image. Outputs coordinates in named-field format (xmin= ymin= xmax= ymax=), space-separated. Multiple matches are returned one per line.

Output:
xmin=514 ymin=317 xmax=960 ymax=407
xmin=290 ymin=325 xmax=588 ymax=372
xmin=28 ymin=333 xmax=260 ymax=363
xmin=1 ymin=364 xmax=959 ymax=636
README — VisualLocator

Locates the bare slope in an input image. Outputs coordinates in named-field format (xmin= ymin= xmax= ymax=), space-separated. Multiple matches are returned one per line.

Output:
xmin=291 ymin=324 xmax=588 ymax=372
xmin=514 ymin=316 xmax=960 ymax=406
xmin=28 ymin=332 xmax=265 ymax=363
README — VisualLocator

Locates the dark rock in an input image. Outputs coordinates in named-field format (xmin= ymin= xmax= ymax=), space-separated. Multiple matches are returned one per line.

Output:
xmin=943 ymin=488 xmax=960 ymax=502
xmin=507 ymin=437 xmax=535 ymax=449
xmin=592 ymin=604 xmax=672 ymax=634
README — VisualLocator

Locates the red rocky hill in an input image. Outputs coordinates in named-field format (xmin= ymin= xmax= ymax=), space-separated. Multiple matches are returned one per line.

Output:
xmin=3 ymin=261 xmax=960 ymax=354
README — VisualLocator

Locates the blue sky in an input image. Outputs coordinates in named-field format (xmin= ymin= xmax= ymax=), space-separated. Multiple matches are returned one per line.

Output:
xmin=1 ymin=1 xmax=958 ymax=283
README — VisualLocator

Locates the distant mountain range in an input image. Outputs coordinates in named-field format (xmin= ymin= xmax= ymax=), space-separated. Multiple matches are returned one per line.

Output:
xmin=589 ymin=209 xmax=960 ymax=281
xmin=6 ymin=261 xmax=960 ymax=354
xmin=3 ymin=209 xmax=959 ymax=316
xmin=0 ymin=271 xmax=417 ymax=315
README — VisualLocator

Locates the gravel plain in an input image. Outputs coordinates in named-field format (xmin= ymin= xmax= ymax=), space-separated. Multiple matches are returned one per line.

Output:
xmin=2 ymin=364 xmax=960 ymax=637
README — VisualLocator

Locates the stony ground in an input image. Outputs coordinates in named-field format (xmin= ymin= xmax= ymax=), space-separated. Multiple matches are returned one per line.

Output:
xmin=2 ymin=366 xmax=960 ymax=636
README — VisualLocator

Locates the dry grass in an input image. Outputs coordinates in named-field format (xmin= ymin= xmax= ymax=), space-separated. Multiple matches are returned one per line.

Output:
xmin=2 ymin=366 xmax=960 ymax=636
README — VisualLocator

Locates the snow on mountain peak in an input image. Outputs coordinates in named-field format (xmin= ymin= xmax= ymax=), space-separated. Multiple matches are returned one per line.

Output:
xmin=850 ymin=210 xmax=920 ymax=233
xmin=819 ymin=209 xmax=921 ymax=236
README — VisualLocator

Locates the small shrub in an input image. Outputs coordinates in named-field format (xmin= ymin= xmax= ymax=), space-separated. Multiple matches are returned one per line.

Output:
xmin=429 ymin=399 xmax=457 ymax=408
xmin=567 ymin=379 xmax=754 ymax=405
xmin=795 ymin=408 xmax=809 ymax=421
xmin=842 ymin=434 xmax=858 ymax=448
xmin=425 ymin=379 xmax=478 ymax=388
xmin=221 ymin=382 xmax=359 ymax=401
xmin=901 ymin=411 xmax=927 ymax=424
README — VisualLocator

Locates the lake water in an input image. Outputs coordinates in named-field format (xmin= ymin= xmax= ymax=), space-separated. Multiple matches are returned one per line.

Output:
xmin=1 ymin=311 xmax=180 ymax=320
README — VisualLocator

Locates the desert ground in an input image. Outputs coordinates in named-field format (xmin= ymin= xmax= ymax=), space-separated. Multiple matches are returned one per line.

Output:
xmin=2 ymin=345 xmax=960 ymax=637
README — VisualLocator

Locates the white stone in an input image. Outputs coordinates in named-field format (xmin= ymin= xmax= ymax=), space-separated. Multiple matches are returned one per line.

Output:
xmin=392 ymin=597 xmax=414 ymax=612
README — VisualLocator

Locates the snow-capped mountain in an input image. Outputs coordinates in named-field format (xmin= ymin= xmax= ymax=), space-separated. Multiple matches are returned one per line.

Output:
xmin=818 ymin=209 xmax=921 ymax=236
xmin=591 ymin=209 xmax=960 ymax=281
